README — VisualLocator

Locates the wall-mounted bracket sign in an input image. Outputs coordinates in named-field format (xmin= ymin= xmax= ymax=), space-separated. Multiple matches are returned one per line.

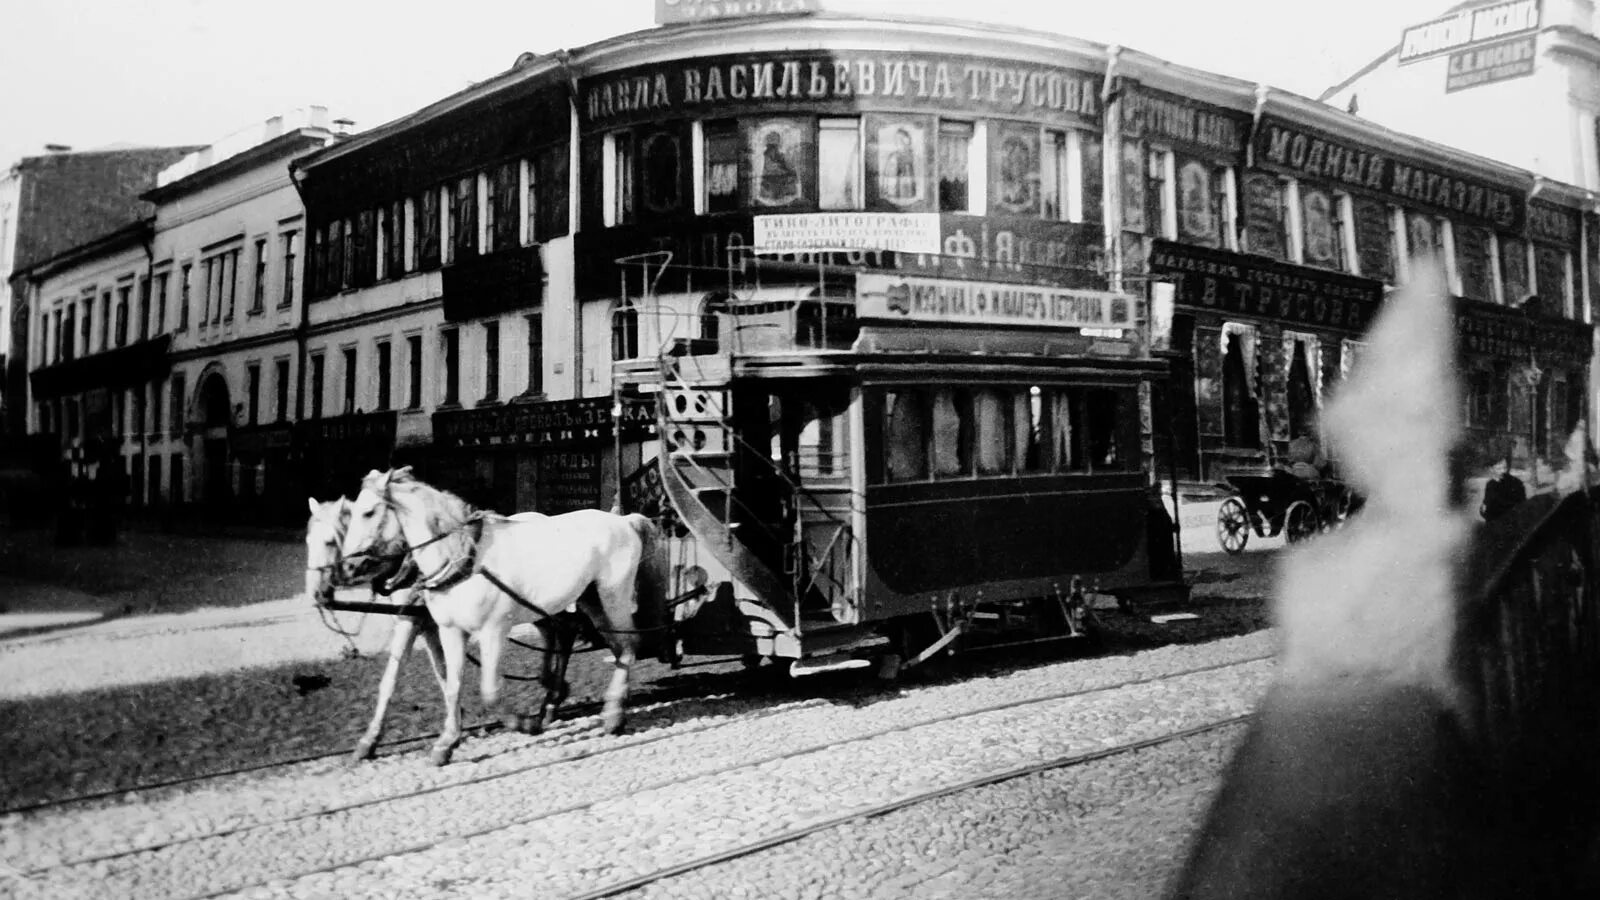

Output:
xmin=856 ymin=272 xmax=1136 ymax=329
xmin=1397 ymin=0 xmax=1541 ymax=66
xmin=655 ymin=0 xmax=820 ymax=25
xmin=753 ymin=212 xmax=942 ymax=255
xmin=1444 ymin=35 xmax=1537 ymax=93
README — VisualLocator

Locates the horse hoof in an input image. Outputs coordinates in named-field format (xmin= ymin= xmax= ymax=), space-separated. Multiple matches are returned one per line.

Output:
xmin=515 ymin=714 xmax=543 ymax=734
xmin=349 ymin=741 xmax=377 ymax=764
xmin=429 ymin=745 xmax=455 ymax=767
xmin=602 ymin=713 xmax=625 ymax=735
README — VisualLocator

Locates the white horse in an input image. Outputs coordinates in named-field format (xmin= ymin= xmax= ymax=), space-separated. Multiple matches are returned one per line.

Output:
xmin=339 ymin=467 xmax=667 ymax=765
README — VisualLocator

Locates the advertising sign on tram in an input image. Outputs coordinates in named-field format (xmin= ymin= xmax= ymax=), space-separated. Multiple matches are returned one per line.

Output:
xmin=856 ymin=273 xmax=1137 ymax=330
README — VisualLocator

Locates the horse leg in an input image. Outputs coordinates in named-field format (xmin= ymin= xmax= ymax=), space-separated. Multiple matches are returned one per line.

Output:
xmin=431 ymin=626 xmax=467 ymax=766
xmin=584 ymin=585 xmax=639 ymax=736
xmin=537 ymin=617 xmax=577 ymax=732
xmin=352 ymin=615 xmax=418 ymax=762
xmin=476 ymin=614 xmax=511 ymax=732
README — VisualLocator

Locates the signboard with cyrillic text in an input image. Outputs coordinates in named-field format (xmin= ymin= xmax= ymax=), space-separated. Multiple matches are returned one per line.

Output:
xmin=655 ymin=0 xmax=820 ymax=25
xmin=1444 ymin=35 xmax=1537 ymax=92
xmin=855 ymin=273 xmax=1136 ymax=329
xmin=753 ymin=212 xmax=941 ymax=254
xmin=1398 ymin=0 xmax=1540 ymax=65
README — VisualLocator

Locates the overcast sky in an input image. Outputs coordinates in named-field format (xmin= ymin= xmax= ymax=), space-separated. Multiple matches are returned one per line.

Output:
xmin=1 ymin=0 xmax=1451 ymax=166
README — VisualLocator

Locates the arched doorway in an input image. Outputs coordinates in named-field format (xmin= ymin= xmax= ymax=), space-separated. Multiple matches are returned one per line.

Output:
xmin=197 ymin=371 xmax=232 ymax=510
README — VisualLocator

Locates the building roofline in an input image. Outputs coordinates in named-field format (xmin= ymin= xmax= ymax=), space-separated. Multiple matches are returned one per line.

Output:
xmin=144 ymin=129 xmax=334 ymax=203
xmin=12 ymin=218 xmax=154 ymax=283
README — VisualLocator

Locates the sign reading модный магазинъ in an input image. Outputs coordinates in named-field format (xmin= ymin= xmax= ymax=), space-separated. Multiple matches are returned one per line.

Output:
xmin=655 ymin=0 xmax=820 ymax=25
xmin=1397 ymin=0 xmax=1541 ymax=65
xmin=855 ymin=273 xmax=1136 ymax=329
xmin=753 ymin=212 xmax=942 ymax=255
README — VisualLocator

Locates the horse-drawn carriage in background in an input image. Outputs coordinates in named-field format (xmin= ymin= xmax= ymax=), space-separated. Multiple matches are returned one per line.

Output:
xmin=1214 ymin=468 xmax=1364 ymax=554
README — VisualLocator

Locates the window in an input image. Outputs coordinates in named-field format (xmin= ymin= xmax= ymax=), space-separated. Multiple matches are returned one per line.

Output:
xmin=605 ymin=133 xmax=636 ymax=226
xmin=523 ymin=158 xmax=540 ymax=244
xmin=1081 ymin=132 xmax=1104 ymax=229
xmin=487 ymin=162 xmax=519 ymax=252
xmin=525 ymin=312 xmax=544 ymax=395
xmin=115 ymin=286 xmax=131 ymax=347
xmin=138 ymin=276 xmax=152 ymax=339
xmin=99 ymin=290 xmax=111 ymax=350
xmin=251 ymin=239 xmax=267 ymax=313
xmin=449 ymin=177 xmax=477 ymax=263
xmin=1221 ymin=326 xmax=1261 ymax=448
xmin=376 ymin=341 xmax=392 ymax=411
xmin=534 ymin=143 xmax=569 ymax=242
xmin=340 ymin=218 xmax=355 ymax=288
xmin=1500 ymin=236 xmax=1531 ymax=303
xmin=703 ymin=121 xmax=740 ymax=213
xmin=170 ymin=373 xmax=186 ymax=438
xmin=884 ymin=390 xmax=930 ymax=482
xmin=280 ymin=231 xmax=297 ymax=307
xmin=275 ymin=358 xmax=289 ymax=422
xmin=417 ymin=189 xmax=441 ymax=268
xmin=130 ymin=386 xmax=144 ymax=438
xmin=379 ymin=202 xmax=403 ymax=278
xmin=818 ymin=118 xmax=861 ymax=211
xmin=310 ymin=353 xmax=325 ymax=419
xmin=482 ymin=321 xmax=500 ymax=401
xmin=1534 ymin=245 xmax=1572 ymax=316
xmin=342 ymin=346 xmax=357 ymax=413
xmin=1352 ymin=199 xmax=1398 ymax=283
xmin=441 ymin=329 xmax=460 ymax=405
xmin=1456 ymin=224 xmax=1495 ymax=302
xmin=150 ymin=380 xmax=163 ymax=436
xmin=972 ymin=388 xmax=1015 ymax=475
xmin=247 ymin=363 xmax=260 ymax=425
xmin=169 ymin=456 xmax=183 ymax=504
xmin=1143 ymin=146 xmax=1174 ymax=238
xmin=930 ymin=389 xmax=973 ymax=477
xmin=1175 ymin=157 xmax=1230 ymax=249
xmin=1241 ymin=174 xmax=1289 ymax=260
xmin=407 ymin=334 xmax=423 ymax=409
xmin=76 ymin=302 xmax=89 ymax=358
xmin=938 ymin=121 xmax=974 ymax=213
xmin=1041 ymin=130 xmax=1073 ymax=222
xmin=154 ymin=272 xmax=169 ymax=335
xmin=351 ymin=210 xmax=375 ymax=286
xmin=179 ymin=265 xmax=191 ymax=329
xmin=328 ymin=219 xmax=346 ymax=292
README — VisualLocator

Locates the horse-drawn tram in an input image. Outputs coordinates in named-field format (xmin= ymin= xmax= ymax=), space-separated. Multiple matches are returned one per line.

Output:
xmin=610 ymin=251 xmax=1188 ymax=678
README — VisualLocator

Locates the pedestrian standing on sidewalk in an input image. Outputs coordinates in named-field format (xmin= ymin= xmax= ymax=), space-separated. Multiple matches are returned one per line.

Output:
xmin=1480 ymin=454 xmax=1526 ymax=523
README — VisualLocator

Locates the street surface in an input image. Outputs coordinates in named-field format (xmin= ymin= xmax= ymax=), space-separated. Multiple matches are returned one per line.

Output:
xmin=0 ymin=499 xmax=1281 ymax=898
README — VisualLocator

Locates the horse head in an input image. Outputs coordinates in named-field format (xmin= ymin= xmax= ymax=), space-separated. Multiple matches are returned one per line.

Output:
xmin=340 ymin=467 xmax=414 ymax=582
xmin=305 ymin=496 xmax=351 ymax=606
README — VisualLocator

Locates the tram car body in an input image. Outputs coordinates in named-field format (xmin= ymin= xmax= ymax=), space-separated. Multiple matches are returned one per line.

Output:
xmin=613 ymin=262 xmax=1188 ymax=674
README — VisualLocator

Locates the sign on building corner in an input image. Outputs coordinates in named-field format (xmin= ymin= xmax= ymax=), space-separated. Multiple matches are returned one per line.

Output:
xmin=655 ymin=0 xmax=820 ymax=25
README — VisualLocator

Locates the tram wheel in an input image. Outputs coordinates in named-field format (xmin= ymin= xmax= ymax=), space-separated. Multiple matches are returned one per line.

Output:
xmin=1285 ymin=501 xmax=1319 ymax=544
xmin=1216 ymin=497 xmax=1250 ymax=555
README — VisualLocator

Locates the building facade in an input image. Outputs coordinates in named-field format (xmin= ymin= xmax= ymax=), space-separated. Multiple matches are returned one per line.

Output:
xmin=18 ymin=11 xmax=1600 ymax=518
xmin=17 ymin=112 xmax=336 ymax=518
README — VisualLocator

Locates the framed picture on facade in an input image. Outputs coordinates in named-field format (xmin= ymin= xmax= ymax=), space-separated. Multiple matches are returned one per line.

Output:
xmin=1081 ymin=132 xmax=1104 ymax=227
xmin=1241 ymin=173 xmax=1286 ymax=260
xmin=1352 ymin=198 xmax=1394 ymax=284
xmin=1175 ymin=156 xmax=1219 ymax=247
xmin=990 ymin=121 xmax=1040 ymax=217
xmin=1299 ymin=188 xmax=1338 ymax=269
xmin=1405 ymin=211 xmax=1439 ymax=258
xmin=746 ymin=118 xmax=811 ymax=210
xmin=1120 ymin=140 xmax=1146 ymax=233
xmin=640 ymin=128 xmax=687 ymax=217
xmin=1499 ymin=235 xmax=1529 ymax=302
xmin=1455 ymin=224 xmax=1494 ymax=302
xmin=866 ymin=114 xmax=933 ymax=212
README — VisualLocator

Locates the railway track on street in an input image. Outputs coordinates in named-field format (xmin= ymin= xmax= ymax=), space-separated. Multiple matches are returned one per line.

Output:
xmin=5 ymin=648 xmax=1274 ymax=900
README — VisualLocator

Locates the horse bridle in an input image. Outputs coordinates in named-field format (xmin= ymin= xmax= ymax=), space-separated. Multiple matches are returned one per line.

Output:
xmin=348 ymin=480 xmax=482 ymax=591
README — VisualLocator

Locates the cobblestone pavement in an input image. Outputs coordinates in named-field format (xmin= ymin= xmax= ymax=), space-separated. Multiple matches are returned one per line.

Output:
xmin=3 ymin=634 xmax=1273 ymax=900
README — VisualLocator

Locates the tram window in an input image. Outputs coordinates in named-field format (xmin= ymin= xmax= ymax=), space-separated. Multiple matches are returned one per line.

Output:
xmin=973 ymin=388 xmax=1014 ymax=475
xmin=1086 ymin=388 xmax=1135 ymax=471
xmin=884 ymin=390 xmax=930 ymax=482
xmin=931 ymin=389 xmax=973 ymax=478
xmin=1019 ymin=387 xmax=1049 ymax=473
xmin=1052 ymin=390 xmax=1084 ymax=472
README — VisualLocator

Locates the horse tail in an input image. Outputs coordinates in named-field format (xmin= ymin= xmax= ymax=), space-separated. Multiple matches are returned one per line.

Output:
xmin=624 ymin=513 xmax=670 ymax=658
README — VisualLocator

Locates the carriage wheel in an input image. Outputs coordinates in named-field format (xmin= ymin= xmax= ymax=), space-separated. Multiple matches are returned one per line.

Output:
xmin=1216 ymin=497 xmax=1250 ymax=555
xmin=1285 ymin=501 xmax=1319 ymax=544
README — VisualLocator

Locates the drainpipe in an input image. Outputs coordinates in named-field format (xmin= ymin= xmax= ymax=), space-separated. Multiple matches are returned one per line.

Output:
xmin=1101 ymin=45 xmax=1124 ymax=295
xmin=288 ymin=164 xmax=312 ymax=495
xmin=140 ymin=223 xmax=155 ymax=510
xmin=559 ymin=51 xmax=585 ymax=400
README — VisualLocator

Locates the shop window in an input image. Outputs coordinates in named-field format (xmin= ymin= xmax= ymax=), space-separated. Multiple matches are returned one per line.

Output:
xmin=866 ymin=114 xmax=931 ymax=212
xmin=818 ymin=118 xmax=861 ymax=211
xmin=1534 ymin=245 xmax=1571 ymax=316
xmin=749 ymin=118 xmax=810 ymax=210
xmin=1241 ymin=173 xmax=1288 ymax=260
xmin=1300 ymin=189 xmax=1349 ymax=272
xmin=1285 ymin=335 xmax=1319 ymax=439
xmin=930 ymin=388 xmax=973 ymax=478
xmin=640 ymin=130 xmax=685 ymax=217
xmin=1499 ymin=235 xmax=1530 ymax=303
xmin=417 ymin=187 xmax=442 ymax=269
xmin=991 ymin=122 xmax=1041 ymax=217
xmin=937 ymin=121 xmax=974 ymax=213
xmin=884 ymin=390 xmax=930 ymax=482
xmin=1221 ymin=327 xmax=1260 ymax=448
xmin=525 ymin=312 xmax=544 ymax=396
xmin=703 ymin=120 xmax=741 ymax=213
xmin=1466 ymin=366 xmax=1496 ymax=428
xmin=1352 ymin=198 xmax=1397 ymax=283
xmin=1175 ymin=157 xmax=1227 ymax=249
xmin=449 ymin=176 xmax=478 ymax=262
